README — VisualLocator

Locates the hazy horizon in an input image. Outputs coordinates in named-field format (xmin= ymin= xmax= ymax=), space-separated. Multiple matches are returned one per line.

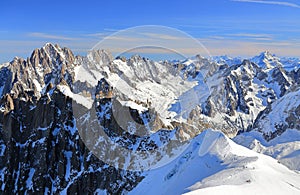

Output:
xmin=1 ymin=0 xmax=300 ymax=63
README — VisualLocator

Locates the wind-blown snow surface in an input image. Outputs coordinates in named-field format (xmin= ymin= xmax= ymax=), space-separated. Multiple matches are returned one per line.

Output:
xmin=131 ymin=130 xmax=300 ymax=195
xmin=234 ymin=129 xmax=300 ymax=172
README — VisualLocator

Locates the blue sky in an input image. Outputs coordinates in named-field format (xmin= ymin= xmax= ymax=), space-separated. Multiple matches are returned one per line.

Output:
xmin=0 ymin=0 xmax=300 ymax=62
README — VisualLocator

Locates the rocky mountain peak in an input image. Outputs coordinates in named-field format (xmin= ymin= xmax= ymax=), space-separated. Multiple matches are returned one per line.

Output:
xmin=32 ymin=43 xmax=75 ymax=67
xmin=87 ymin=49 xmax=113 ymax=67
xmin=251 ymin=51 xmax=281 ymax=69
xmin=0 ymin=43 xmax=77 ymax=100
xmin=260 ymin=50 xmax=274 ymax=58
xmin=128 ymin=54 xmax=148 ymax=64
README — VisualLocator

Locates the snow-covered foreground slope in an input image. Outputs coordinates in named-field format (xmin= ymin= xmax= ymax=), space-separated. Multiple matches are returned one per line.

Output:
xmin=131 ymin=130 xmax=300 ymax=195
xmin=234 ymin=130 xmax=300 ymax=171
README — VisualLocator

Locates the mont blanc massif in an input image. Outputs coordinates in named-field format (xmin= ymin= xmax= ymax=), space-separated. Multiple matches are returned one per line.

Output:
xmin=0 ymin=43 xmax=300 ymax=194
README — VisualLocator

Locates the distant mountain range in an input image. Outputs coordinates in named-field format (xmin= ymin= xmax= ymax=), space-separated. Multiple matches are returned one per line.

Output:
xmin=0 ymin=43 xmax=299 ymax=194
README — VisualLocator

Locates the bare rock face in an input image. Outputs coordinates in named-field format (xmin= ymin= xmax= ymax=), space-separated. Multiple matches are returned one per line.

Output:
xmin=0 ymin=89 xmax=144 ymax=194
xmin=290 ymin=68 xmax=300 ymax=85
xmin=3 ymin=94 xmax=14 ymax=113
xmin=1 ymin=43 xmax=76 ymax=101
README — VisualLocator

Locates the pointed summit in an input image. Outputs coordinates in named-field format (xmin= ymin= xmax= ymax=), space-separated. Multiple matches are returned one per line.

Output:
xmin=259 ymin=50 xmax=275 ymax=59
xmin=43 ymin=42 xmax=57 ymax=47
xmin=41 ymin=43 xmax=63 ymax=57
xmin=29 ymin=43 xmax=75 ymax=69
xmin=251 ymin=51 xmax=281 ymax=69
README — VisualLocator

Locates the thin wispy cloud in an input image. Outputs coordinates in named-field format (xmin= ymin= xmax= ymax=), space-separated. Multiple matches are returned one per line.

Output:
xmin=28 ymin=32 xmax=77 ymax=40
xmin=226 ymin=33 xmax=273 ymax=40
xmin=103 ymin=36 xmax=145 ymax=42
xmin=232 ymin=0 xmax=300 ymax=9
xmin=141 ymin=33 xmax=183 ymax=40
xmin=208 ymin=36 xmax=227 ymax=40
xmin=206 ymin=33 xmax=273 ymax=41
xmin=85 ymin=32 xmax=110 ymax=38
xmin=227 ymin=33 xmax=272 ymax=38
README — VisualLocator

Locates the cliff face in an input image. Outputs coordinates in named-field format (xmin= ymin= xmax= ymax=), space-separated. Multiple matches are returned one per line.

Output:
xmin=0 ymin=89 xmax=144 ymax=194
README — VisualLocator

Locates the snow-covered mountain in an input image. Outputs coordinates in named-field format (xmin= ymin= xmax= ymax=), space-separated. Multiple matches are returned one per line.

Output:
xmin=251 ymin=51 xmax=281 ymax=69
xmin=212 ymin=55 xmax=242 ymax=66
xmin=0 ymin=43 xmax=299 ymax=194
xmin=234 ymin=87 xmax=300 ymax=171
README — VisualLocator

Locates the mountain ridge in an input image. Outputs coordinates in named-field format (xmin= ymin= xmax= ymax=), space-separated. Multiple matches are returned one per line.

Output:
xmin=0 ymin=43 xmax=299 ymax=194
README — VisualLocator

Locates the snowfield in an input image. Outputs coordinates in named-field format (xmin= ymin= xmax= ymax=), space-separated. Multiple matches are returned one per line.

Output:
xmin=234 ymin=129 xmax=300 ymax=172
xmin=131 ymin=130 xmax=300 ymax=195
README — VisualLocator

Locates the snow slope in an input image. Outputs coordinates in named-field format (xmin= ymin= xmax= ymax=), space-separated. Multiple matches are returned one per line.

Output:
xmin=234 ymin=88 xmax=300 ymax=171
xmin=131 ymin=130 xmax=300 ymax=195
xmin=234 ymin=129 xmax=300 ymax=171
